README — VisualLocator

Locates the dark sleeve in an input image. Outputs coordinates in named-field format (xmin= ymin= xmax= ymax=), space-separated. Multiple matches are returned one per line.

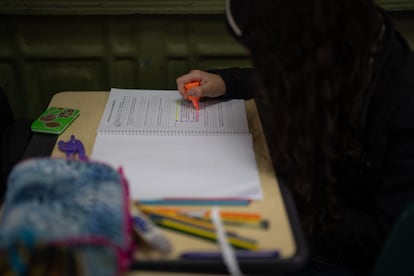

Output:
xmin=208 ymin=67 xmax=257 ymax=100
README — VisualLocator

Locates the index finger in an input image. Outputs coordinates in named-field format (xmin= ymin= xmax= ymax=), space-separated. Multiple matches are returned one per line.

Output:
xmin=176 ymin=71 xmax=203 ymax=93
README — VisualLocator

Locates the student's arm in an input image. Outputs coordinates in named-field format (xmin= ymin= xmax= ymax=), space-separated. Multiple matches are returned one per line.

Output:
xmin=176 ymin=68 xmax=256 ymax=100
xmin=208 ymin=67 xmax=257 ymax=100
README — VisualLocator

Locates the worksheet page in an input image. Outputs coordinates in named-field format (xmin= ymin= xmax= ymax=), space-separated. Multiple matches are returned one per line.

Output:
xmin=97 ymin=88 xmax=249 ymax=135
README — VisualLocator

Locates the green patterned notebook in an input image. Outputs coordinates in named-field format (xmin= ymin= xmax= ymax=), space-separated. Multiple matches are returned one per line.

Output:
xmin=31 ymin=107 xmax=80 ymax=134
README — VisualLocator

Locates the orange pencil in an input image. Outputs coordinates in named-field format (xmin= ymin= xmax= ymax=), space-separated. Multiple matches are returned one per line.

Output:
xmin=139 ymin=205 xmax=181 ymax=216
xmin=140 ymin=206 xmax=262 ymax=223
xmin=183 ymin=210 xmax=262 ymax=221
xmin=140 ymin=206 xmax=261 ymax=220
xmin=139 ymin=206 xmax=268 ymax=229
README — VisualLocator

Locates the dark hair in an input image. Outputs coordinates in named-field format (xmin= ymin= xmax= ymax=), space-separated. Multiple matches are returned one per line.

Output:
xmin=228 ymin=0 xmax=384 ymax=240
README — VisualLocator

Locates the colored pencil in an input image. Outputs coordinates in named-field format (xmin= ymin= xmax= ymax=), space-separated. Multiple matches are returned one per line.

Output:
xmin=140 ymin=206 xmax=262 ymax=221
xmin=150 ymin=215 xmax=258 ymax=250
xmin=180 ymin=250 xmax=280 ymax=260
xmin=138 ymin=199 xmax=251 ymax=206
xmin=147 ymin=213 xmax=257 ymax=244
xmin=183 ymin=210 xmax=261 ymax=221
xmin=197 ymin=218 xmax=270 ymax=230
xmin=139 ymin=206 xmax=268 ymax=229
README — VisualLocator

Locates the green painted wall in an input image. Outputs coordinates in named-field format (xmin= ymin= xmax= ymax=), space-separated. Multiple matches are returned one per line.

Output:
xmin=0 ymin=0 xmax=413 ymax=119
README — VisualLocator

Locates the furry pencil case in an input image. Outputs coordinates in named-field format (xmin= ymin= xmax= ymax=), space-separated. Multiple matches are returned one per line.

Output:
xmin=0 ymin=158 xmax=135 ymax=276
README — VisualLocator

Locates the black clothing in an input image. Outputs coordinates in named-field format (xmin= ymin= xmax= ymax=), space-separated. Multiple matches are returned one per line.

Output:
xmin=0 ymin=87 xmax=32 ymax=201
xmin=213 ymin=11 xmax=414 ymax=274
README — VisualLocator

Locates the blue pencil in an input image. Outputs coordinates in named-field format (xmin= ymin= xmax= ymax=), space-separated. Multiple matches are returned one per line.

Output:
xmin=180 ymin=250 xmax=280 ymax=260
xmin=139 ymin=199 xmax=251 ymax=206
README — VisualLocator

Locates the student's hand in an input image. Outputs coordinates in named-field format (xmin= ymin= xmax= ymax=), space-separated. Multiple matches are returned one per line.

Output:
xmin=176 ymin=70 xmax=226 ymax=99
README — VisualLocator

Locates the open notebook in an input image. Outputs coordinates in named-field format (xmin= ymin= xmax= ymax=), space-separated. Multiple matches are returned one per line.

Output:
xmin=91 ymin=88 xmax=262 ymax=201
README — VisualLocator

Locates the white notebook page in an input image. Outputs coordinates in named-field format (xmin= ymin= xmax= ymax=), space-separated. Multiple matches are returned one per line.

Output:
xmin=92 ymin=134 xmax=262 ymax=200
xmin=91 ymin=88 xmax=263 ymax=201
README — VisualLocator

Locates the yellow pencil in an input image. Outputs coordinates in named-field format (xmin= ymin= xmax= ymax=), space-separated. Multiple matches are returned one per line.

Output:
xmin=182 ymin=210 xmax=262 ymax=222
xmin=142 ymin=208 xmax=218 ymax=230
xmin=151 ymin=215 xmax=258 ymax=250
xmin=192 ymin=216 xmax=270 ymax=230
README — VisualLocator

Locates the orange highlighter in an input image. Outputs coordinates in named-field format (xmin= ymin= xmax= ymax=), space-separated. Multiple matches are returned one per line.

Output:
xmin=184 ymin=81 xmax=201 ymax=110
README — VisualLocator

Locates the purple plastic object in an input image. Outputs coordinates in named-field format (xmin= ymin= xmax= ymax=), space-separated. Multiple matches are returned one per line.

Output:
xmin=58 ymin=135 xmax=89 ymax=161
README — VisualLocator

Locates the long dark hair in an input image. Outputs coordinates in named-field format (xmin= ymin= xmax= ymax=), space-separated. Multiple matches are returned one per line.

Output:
xmin=228 ymin=0 xmax=383 ymax=240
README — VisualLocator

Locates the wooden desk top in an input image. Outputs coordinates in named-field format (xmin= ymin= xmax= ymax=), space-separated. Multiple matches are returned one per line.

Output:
xmin=48 ymin=91 xmax=305 ymax=275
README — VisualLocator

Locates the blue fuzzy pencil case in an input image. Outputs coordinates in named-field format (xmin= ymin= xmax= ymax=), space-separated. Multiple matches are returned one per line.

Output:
xmin=0 ymin=158 xmax=135 ymax=276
